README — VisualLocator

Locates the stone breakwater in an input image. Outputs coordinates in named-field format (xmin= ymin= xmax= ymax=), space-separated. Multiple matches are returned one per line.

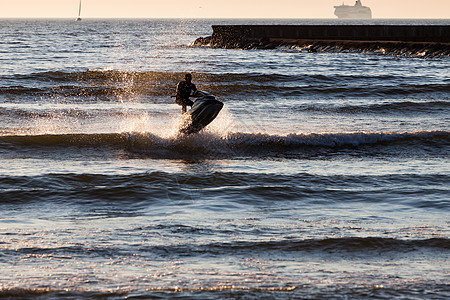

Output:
xmin=193 ymin=25 xmax=450 ymax=58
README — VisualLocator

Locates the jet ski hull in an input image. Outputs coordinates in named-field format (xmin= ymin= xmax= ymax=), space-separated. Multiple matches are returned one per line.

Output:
xmin=179 ymin=95 xmax=223 ymax=135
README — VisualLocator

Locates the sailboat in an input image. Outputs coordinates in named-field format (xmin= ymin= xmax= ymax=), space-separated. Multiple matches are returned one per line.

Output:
xmin=76 ymin=0 xmax=82 ymax=21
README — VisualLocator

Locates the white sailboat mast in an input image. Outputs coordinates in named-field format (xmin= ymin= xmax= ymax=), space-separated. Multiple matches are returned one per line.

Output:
xmin=76 ymin=0 xmax=82 ymax=21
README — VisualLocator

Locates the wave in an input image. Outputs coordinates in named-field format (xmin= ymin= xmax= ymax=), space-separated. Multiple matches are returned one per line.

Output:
xmin=297 ymin=100 xmax=450 ymax=114
xmin=2 ymin=172 xmax=447 ymax=208
xmin=1 ymin=235 xmax=447 ymax=298
xmin=0 ymin=108 xmax=155 ymax=120
xmin=145 ymin=237 xmax=450 ymax=256
xmin=2 ymin=70 xmax=449 ymax=99
xmin=223 ymin=131 xmax=450 ymax=149
xmin=0 ymin=84 xmax=139 ymax=98
xmin=0 ymin=70 xmax=405 ymax=85
xmin=0 ymin=130 xmax=447 ymax=148
xmin=4 ymin=237 xmax=448 ymax=258
xmin=1 ymin=284 xmax=449 ymax=299
xmin=0 ymin=131 xmax=448 ymax=158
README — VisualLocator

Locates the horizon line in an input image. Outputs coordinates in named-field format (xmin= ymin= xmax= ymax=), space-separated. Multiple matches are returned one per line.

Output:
xmin=1 ymin=17 xmax=449 ymax=20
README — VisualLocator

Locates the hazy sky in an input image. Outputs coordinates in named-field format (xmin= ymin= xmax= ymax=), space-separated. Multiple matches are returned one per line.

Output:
xmin=1 ymin=0 xmax=450 ymax=19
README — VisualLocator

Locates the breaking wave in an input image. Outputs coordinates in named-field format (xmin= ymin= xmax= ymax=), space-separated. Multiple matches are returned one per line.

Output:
xmin=0 ymin=130 xmax=448 ymax=158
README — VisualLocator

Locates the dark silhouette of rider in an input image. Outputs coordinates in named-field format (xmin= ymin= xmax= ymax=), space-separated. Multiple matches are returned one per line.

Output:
xmin=176 ymin=73 xmax=197 ymax=114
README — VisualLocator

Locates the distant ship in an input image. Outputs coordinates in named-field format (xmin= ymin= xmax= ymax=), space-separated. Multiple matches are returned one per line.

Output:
xmin=76 ymin=0 xmax=82 ymax=21
xmin=334 ymin=0 xmax=372 ymax=19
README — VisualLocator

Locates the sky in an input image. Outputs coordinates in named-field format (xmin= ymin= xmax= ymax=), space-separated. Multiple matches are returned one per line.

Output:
xmin=1 ymin=0 xmax=450 ymax=19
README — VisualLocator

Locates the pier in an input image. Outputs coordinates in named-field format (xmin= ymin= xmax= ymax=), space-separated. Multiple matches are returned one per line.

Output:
xmin=193 ymin=25 xmax=450 ymax=58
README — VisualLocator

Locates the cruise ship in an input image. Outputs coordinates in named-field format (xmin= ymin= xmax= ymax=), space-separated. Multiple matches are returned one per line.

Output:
xmin=334 ymin=0 xmax=372 ymax=19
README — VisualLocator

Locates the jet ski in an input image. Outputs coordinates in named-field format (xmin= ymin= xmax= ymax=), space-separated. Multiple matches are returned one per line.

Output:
xmin=179 ymin=90 xmax=224 ymax=135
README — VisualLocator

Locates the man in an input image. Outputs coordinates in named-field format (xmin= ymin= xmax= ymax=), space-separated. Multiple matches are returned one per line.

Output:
xmin=175 ymin=73 xmax=197 ymax=114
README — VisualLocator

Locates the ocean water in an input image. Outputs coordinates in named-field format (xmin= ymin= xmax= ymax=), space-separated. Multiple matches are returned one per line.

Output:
xmin=0 ymin=19 xmax=449 ymax=299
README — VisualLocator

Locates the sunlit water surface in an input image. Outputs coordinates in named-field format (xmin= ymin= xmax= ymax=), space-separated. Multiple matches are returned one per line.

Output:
xmin=0 ymin=19 xmax=449 ymax=299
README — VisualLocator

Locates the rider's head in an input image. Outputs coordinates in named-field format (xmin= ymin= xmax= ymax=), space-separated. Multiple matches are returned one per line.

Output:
xmin=185 ymin=73 xmax=192 ymax=83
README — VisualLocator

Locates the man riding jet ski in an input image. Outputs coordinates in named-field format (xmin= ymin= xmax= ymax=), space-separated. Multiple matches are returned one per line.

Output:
xmin=175 ymin=74 xmax=223 ymax=135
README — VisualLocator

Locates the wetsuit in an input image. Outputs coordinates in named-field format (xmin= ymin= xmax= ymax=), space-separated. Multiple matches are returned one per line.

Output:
xmin=176 ymin=80 xmax=196 ymax=113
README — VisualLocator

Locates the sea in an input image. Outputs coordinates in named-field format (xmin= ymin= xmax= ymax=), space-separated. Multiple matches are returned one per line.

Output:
xmin=0 ymin=19 xmax=449 ymax=299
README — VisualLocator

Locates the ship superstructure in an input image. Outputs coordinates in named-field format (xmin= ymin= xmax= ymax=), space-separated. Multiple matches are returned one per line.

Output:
xmin=334 ymin=0 xmax=372 ymax=19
